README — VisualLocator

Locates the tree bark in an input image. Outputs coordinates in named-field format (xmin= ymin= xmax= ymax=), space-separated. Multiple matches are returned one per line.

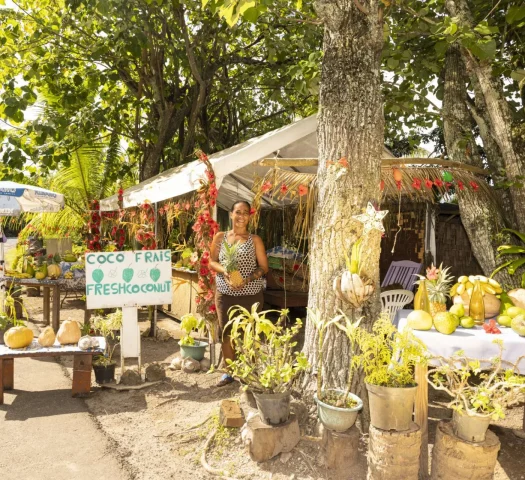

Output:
xmin=442 ymin=44 xmax=513 ymax=286
xmin=303 ymin=0 xmax=384 ymax=418
xmin=445 ymin=0 xmax=525 ymax=232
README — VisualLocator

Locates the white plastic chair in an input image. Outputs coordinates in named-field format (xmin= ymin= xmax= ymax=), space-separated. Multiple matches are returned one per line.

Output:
xmin=381 ymin=260 xmax=422 ymax=291
xmin=380 ymin=289 xmax=414 ymax=323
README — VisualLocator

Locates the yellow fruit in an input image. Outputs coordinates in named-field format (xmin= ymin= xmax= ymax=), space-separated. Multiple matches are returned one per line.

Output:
xmin=488 ymin=278 xmax=500 ymax=288
xmin=497 ymin=315 xmax=512 ymax=327
xmin=481 ymin=284 xmax=496 ymax=295
xmin=433 ymin=312 xmax=458 ymax=335
xmin=229 ymin=270 xmax=244 ymax=288
xmin=457 ymin=284 xmax=465 ymax=295
xmin=430 ymin=302 xmax=447 ymax=317
xmin=450 ymin=283 xmax=459 ymax=297
xmin=460 ymin=316 xmax=475 ymax=328
xmin=47 ymin=264 xmax=62 ymax=279
xmin=477 ymin=275 xmax=488 ymax=283
xmin=407 ymin=310 xmax=433 ymax=330
xmin=4 ymin=326 xmax=34 ymax=349
xmin=454 ymin=292 xmax=501 ymax=319
xmin=56 ymin=320 xmax=81 ymax=345
xmin=38 ymin=326 xmax=56 ymax=347
xmin=507 ymin=306 xmax=525 ymax=319
xmin=450 ymin=304 xmax=465 ymax=318
xmin=35 ymin=271 xmax=46 ymax=280
xmin=458 ymin=276 xmax=468 ymax=284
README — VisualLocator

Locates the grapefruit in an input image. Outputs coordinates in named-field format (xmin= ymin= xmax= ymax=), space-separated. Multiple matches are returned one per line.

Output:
xmin=406 ymin=310 xmax=433 ymax=331
xmin=433 ymin=312 xmax=458 ymax=335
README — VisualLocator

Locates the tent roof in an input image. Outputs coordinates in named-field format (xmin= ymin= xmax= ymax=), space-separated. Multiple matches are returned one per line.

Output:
xmin=101 ymin=115 xmax=393 ymax=211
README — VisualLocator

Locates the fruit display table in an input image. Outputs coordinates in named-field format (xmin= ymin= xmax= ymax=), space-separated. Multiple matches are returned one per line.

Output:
xmin=0 ymin=337 xmax=105 ymax=404
xmin=4 ymin=277 xmax=61 ymax=331
xmin=396 ymin=309 xmax=525 ymax=479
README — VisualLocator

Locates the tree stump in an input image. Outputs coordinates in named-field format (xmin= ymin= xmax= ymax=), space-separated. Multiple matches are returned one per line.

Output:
xmin=241 ymin=413 xmax=299 ymax=462
xmin=323 ymin=426 xmax=360 ymax=474
xmin=368 ymin=422 xmax=421 ymax=480
xmin=430 ymin=420 xmax=500 ymax=480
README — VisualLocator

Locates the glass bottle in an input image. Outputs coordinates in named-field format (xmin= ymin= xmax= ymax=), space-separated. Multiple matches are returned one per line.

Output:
xmin=415 ymin=280 xmax=431 ymax=314
xmin=469 ymin=280 xmax=485 ymax=326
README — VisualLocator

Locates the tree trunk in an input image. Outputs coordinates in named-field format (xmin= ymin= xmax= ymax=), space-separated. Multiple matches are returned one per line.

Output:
xmin=303 ymin=0 xmax=384 ymax=417
xmin=445 ymin=0 xmax=525 ymax=232
xmin=442 ymin=45 xmax=514 ymax=286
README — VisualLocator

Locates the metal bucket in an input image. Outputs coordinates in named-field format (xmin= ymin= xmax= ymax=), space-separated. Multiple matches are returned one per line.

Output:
xmin=253 ymin=391 xmax=291 ymax=425
xmin=452 ymin=410 xmax=491 ymax=443
xmin=366 ymin=382 xmax=417 ymax=431
xmin=314 ymin=389 xmax=363 ymax=432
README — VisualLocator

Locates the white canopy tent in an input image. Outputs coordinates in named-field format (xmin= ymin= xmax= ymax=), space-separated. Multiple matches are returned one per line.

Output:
xmin=101 ymin=115 xmax=394 ymax=212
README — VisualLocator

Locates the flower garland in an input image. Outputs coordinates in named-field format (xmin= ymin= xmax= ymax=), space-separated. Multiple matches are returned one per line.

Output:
xmin=193 ymin=150 xmax=220 ymax=339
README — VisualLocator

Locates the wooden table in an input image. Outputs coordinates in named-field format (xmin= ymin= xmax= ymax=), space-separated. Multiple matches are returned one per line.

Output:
xmin=0 ymin=338 xmax=105 ymax=404
xmin=396 ymin=309 xmax=525 ymax=479
xmin=6 ymin=277 xmax=61 ymax=331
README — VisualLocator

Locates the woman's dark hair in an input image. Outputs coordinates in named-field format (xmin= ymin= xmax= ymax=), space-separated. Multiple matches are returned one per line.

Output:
xmin=230 ymin=200 xmax=251 ymax=212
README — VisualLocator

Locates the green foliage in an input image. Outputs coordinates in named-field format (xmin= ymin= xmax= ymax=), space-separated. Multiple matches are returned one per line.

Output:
xmin=180 ymin=313 xmax=205 ymax=346
xmin=224 ymin=304 xmax=309 ymax=393
xmin=492 ymin=229 xmax=525 ymax=286
xmin=427 ymin=340 xmax=525 ymax=420
xmin=91 ymin=309 xmax=122 ymax=364
xmin=351 ymin=315 xmax=427 ymax=388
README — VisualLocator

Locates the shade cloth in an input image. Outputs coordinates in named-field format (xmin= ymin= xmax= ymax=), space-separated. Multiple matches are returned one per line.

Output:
xmin=397 ymin=309 xmax=525 ymax=373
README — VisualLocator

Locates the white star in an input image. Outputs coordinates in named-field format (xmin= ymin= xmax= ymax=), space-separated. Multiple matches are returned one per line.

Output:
xmin=352 ymin=202 xmax=388 ymax=235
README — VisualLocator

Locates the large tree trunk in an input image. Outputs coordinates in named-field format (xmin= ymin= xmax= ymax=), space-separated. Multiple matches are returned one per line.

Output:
xmin=445 ymin=0 xmax=525 ymax=232
xmin=303 ymin=0 xmax=384 ymax=419
xmin=442 ymin=45 xmax=513 ymax=286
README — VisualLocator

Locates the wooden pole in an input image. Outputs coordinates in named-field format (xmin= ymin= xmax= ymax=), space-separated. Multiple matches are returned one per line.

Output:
xmin=415 ymin=363 xmax=429 ymax=480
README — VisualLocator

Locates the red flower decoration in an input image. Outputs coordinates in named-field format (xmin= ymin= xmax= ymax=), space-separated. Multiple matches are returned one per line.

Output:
xmin=279 ymin=276 xmax=284 ymax=283
xmin=445 ymin=182 xmax=453 ymax=191
xmin=470 ymin=181 xmax=479 ymax=191
xmin=425 ymin=179 xmax=433 ymax=189
xmin=298 ymin=185 xmax=308 ymax=197
xmin=280 ymin=183 xmax=289 ymax=195
xmin=293 ymin=264 xmax=300 ymax=271
xmin=396 ymin=181 xmax=402 ymax=191
xmin=208 ymin=304 xmax=217 ymax=314
xmin=338 ymin=157 xmax=349 ymax=168
xmin=379 ymin=180 xmax=385 ymax=191
xmin=249 ymin=207 xmax=256 ymax=216
xmin=434 ymin=179 xmax=443 ymax=188
xmin=458 ymin=181 xmax=465 ymax=191
xmin=412 ymin=178 xmax=422 ymax=190
xmin=261 ymin=181 xmax=272 ymax=193
xmin=184 ymin=202 xmax=191 ymax=211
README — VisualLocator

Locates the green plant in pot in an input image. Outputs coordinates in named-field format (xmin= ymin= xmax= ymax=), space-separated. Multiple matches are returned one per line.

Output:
xmin=427 ymin=339 xmax=525 ymax=443
xmin=352 ymin=314 xmax=427 ymax=432
xmin=224 ymin=304 xmax=309 ymax=426
xmin=310 ymin=309 xmax=364 ymax=432
xmin=91 ymin=309 xmax=122 ymax=384
xmin=179 ymin=313 xmax=208 ymax=361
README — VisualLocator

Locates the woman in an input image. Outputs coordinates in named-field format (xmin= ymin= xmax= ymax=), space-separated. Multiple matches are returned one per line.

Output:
xmin=210 ymin=200 xmax=268 ymax=386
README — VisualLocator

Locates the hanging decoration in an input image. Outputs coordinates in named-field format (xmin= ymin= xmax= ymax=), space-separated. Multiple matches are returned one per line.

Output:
xmin=351 ymin=202 xmax=388 ymax=235
xmin=442 ymin=170 xmax=454 ymax=182
xmin=412 ymin=178 xmax=422 ymax=190
xmin=393 ymin=168 xmax=402 ymax=190
xmin=425 ymin=178 xmax=433 ymax=189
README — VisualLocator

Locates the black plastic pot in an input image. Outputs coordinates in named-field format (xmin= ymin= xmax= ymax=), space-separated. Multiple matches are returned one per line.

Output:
xmin=252 ymin=391 xmax=291 ymax=425
xmin=93 ymin=362 xmax=116 ymax=384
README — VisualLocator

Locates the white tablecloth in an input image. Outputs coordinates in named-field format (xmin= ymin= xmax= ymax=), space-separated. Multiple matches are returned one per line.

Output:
xmin=396 ymin=309 xmax=525 ymax=372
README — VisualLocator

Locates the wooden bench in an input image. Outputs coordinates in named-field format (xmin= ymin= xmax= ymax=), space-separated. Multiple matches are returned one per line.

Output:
xmin=0 ymin=338 xmax=105 ymax=405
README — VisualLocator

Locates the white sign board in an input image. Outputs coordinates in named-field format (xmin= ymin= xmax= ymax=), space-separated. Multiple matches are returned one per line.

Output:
xmin=85 ymin=250 xmax=172 ymax=309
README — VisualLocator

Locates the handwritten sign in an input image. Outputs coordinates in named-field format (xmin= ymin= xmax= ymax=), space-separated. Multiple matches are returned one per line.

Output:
xmin=85 ymin=250 xmax=172 ymax=309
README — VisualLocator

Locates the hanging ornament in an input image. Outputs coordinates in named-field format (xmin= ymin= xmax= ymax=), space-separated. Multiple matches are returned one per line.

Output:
xmin=412 ymin=178 xmax=422 ymax=190
xmin=280 ymin=183 xmax=289 ymax=195
xmin=425 ymin=178 xmax=433 ymax=189
xmin=379 ymin=180 xmax=385 ymax=191
xmin=442 ymin=171 xmax=454 ymax=182
xmin=393 ymin=168 xmax=402 ymax=190
xmin=457 ymin=181 xmax=465 ymax=191
xmin=470 ymin=181 xmax=479 ymax=191
xmin=445 ymin=182 xmax=453 ymax=191
xmin=298 ymin=185 xmax=308 ymax=197
xmin=434 ymin=178 xmax=444 ymax=188
xmin=352 ymin=202 xmax=389 ymax=235
xmin=261 ymin=181 xmax=272 ymax=193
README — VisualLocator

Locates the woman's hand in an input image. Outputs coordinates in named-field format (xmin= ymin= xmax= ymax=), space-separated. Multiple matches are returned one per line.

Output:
xmin=224 ymin=272 xmax=246 ymax=291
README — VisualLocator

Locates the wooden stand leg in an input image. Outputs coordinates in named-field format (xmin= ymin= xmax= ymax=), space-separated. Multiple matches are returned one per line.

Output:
xmin=2 ymin=358 xmax=14 ymax=390
xmin=323 ymin=426 xmax=360 ymax=474
xmin=415 ymin=363 xmax=429 ymax=480
xmin=43 ymin=286 xmax=50 ymax=326
xmin=52 ymin=286 xmax=60 ymax=332
xmin=430 ymin=420 xmax=500 ymax=480
xmin=72 ymin=355 xmax=92 ymax=397
xmin=368 ymin=423 xmax=422 ymax=480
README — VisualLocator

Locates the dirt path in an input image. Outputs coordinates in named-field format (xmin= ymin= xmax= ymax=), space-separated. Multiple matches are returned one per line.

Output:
xmin=0 ymin=341 xmax=130 ymax=480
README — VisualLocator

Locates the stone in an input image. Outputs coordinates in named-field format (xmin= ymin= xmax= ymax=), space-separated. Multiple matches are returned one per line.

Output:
xmin=119 ymin=369 xmax=142 ymax=386
xmin=200 ymin=358 xmax=211 ymax=371
xmin=430 ymin=420 xmax=500 ymax=480
xmin=182 ymin=357 xmax=200 ymax=373
xmin=290 ymin=400 xmax=309 ymax=425
xmin=241 ymin=413 xmax=300 ymax=462
xmin=219 ymin=399 xmax=245 ymax=428
xmin=323 ymin=426 xmax=360 ymax=474
xmin=169 ymin=355 xmax=182 ymax=370
xmin=368 ymin=422 xmax=422 ymax=480
xmin=280 ymin=452 xmax=292 ymax=464
xmin=156 ymin=328 xmax=171 ymax=341
xmin=145 ymin=362 xmax=166 ymax=382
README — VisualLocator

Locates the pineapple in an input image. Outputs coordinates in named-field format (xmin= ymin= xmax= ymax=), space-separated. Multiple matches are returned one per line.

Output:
xmin=223 ymin=241 xmax=244 ymax=288
xmin=415 ymin=263 xmax=453 ymax=317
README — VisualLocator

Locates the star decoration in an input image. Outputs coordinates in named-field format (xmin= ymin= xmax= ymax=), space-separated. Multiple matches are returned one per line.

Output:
xmin=352 ymin=202 xmax=389 ymax=235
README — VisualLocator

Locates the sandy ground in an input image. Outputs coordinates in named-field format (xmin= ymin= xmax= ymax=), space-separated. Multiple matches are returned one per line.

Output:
xmin=3 ymin=291 xmax=525 ymax=480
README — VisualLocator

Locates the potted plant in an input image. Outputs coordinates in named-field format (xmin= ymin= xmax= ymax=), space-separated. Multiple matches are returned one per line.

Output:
xmin=310 ymin=309 xmax=364 ymax=432
xmin=353 ymin=315 xmax=427 ymax=431
xmin=224 ymin=304 xmax=309 ymax=426
xmin=179 ymin=313 xmax=208 ymax=361
xmin=427 ymin=339 xmax=525 ymax=442
xmin=91 ymin=309 xmax=123 ymax=384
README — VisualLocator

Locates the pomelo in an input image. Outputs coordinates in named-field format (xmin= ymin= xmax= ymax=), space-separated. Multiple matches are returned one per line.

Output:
xmin=407 ymin=310 xmax=433 ymax=331
xmin=433 ymin=312 xmax=458 ymax=335
xmin=460 ymin=316 xmax=475 ymax=328
xmin=511 ymin=314 xmax=525 ymax=336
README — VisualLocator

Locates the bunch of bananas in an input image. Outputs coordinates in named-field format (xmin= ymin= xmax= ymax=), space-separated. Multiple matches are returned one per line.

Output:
xmin=5 ymin=270 xmax=33 ymax=279
xmin=450 ymin=275 xmax=502 ymax=297
xmin=63 ymin=271 xmax=74 ymax=279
